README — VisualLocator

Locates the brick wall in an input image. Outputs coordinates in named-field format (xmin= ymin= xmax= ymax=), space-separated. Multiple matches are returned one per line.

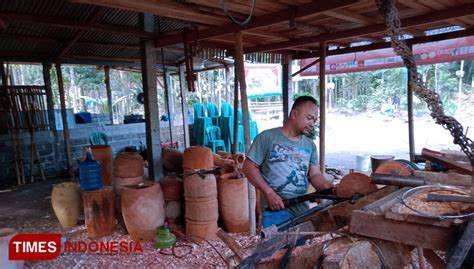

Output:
xmin=0 ymin=121 xmax=185 ymax=187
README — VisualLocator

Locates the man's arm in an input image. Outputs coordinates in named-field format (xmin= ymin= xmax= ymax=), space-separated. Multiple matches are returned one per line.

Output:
xmin=308 ymin=165 xmax=333 ymax=191
xmin=243 ymin=159 xmax=285 ymax=210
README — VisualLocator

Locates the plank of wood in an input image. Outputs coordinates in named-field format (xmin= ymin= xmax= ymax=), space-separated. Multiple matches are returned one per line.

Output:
xmin=323 ymin=9 xmax=380 ymax=25
xmin=70 ymin=0 xmax=227 ymax=26
xmin=350 ymin=210 xmax=455 ymax=251
xmin=363 ymin=187 xmax=410 ymax=213
xmin=385 ymin=205 xmax=454 ymax=228
xmin=306 ymin=186 xmax=398 ymax=231
xmin=413 ymin=170 xmax=471 ymax=186
xmin=422 ymin=148 xmax=471 ymax=175
xmin=440 ymin=149 xmax=471 ymax=163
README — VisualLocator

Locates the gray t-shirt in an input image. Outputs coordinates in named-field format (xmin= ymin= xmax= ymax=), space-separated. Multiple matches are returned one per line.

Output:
xmin=247 ymin=127 xmax=319 ymax=216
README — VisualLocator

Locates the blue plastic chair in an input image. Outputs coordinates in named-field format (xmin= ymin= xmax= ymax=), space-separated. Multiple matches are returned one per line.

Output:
xmin=206 ymin=126 xmax=226 ymax=152
xmin=192 ymin=102 xmax=212 ymax=146
xmin=221 ymin=101 xmax=234 ymax=117
xmin=194 ymin=102 xmax=206 ymax=118
xmin=89 ymin=132 xmax=108 ymax=145
xmin=207 ymin=102 xmax=220 ymax=126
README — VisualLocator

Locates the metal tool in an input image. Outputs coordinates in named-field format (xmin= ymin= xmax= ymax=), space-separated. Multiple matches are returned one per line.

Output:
xmin=239 ymin=191 xmax=366 ymax=269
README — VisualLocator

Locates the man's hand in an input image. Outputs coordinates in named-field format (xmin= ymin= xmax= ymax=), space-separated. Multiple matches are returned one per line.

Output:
xmin=265 ymin=189 xmax=285 ymax=210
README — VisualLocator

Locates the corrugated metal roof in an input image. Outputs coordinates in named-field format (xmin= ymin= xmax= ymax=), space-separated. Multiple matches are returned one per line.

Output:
xmin=155 ymin=16 xmax=192 ymax=33
xmin=0 ymin=0 xmax=471 ymax=68
xmin=98 ymin=8 xmax=138 ymax=28
xmin=81 ymin=31 xmax=139 ymax=46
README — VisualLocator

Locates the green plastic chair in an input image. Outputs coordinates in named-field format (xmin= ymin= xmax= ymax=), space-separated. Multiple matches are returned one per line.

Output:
xmin=89 ymin=132 xmax=108 ymax=145
xmin=206 ymin=126 xmax=225 ymax=152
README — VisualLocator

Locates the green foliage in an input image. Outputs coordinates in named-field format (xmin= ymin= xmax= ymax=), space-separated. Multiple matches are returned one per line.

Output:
xmin=296 ymin=60 xmax=471 ymax=116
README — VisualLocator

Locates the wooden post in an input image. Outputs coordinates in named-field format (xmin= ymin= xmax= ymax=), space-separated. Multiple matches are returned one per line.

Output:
xmin=163 ymin=68 xmax=173 ymax=143
xmin=55 ymin=63 xmax=74 ymax=179
xmin=235 ymin=32 xmax=256 ymax=235
xmin=178 ymin=64 xmax=190 ymax=148
xmin=282 ymin=54 xmax=293 ymax=123
xmin=235 ymin=33 xmax=250 ymax=153
xmin=319 ymin=41 xmax=326 ymax=173
xmin=104 ymin=66 xmax=114 ymax=125
xmin=2 ymin=62 xmax=25 ymax=185
xmin=182 ymin=30 xmax=194 ymax=92
xmin=42 ymin=63 xmax=56 ymax=132
xmin=224 ymin=64 xmax=230 ymax=102
xmin=139 ymin=13 xmax=163 ymax=180
xmin=232 ymin=65 xmax=239 ymax=154
xmin=407 ymin=45 xmax=415 ymax=162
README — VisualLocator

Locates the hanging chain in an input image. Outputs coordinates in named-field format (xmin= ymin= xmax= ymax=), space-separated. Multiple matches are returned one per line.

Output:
xmin=376 ymin=0 xmax=473 ymax=159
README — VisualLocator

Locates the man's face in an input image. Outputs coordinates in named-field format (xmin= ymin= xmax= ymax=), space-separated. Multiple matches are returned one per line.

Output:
xmin=292 ymin=102 xmax=318 ymax=136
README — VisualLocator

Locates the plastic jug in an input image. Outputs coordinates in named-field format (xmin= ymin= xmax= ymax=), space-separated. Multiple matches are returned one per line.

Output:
xmin=80 ymin=149 xmax=103 ymax=191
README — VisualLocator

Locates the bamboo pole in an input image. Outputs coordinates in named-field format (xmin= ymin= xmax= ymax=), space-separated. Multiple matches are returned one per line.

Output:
xmin=42 ymin=63 xmax=56 ymax=132
xmin=5 ymin=64 xmax=26 ymax=184
xmin=232 ymin=65 xmax=239 ymax=154
xmin=55 ymin=63 xmax=74 ymax=179
xmin=2 ymin=62 xmax=25 ymax=185
xmin=235 ymin=31 xmax=256 ymax=235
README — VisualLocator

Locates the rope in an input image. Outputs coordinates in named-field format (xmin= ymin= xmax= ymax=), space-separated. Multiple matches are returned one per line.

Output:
xmin=220 ymin=0 xmax=256 ymax=26
xmin=376 ymin=0 xmax=473 ymax=159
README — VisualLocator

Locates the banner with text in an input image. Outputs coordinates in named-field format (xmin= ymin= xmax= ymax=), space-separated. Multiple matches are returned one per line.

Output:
xmin=300 ymin=36 xmax=474 ymax=76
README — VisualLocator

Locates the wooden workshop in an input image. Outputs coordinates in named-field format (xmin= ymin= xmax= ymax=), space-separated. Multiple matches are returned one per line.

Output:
xmin=0 ymin=0 xmax=473 ymax=268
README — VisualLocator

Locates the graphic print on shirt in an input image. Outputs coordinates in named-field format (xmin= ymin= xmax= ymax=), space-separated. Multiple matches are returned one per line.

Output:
xmin=268 ymin=143 xmax=310 ymax=194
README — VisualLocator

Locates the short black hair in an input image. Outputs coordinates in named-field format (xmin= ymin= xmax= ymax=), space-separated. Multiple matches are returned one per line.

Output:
xmin=290 ymin=95 xmax=318 ymax=113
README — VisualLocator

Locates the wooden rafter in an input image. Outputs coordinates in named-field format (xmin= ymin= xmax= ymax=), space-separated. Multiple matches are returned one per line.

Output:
xmin=70 ymin=0 xmax=228 ymax=26
xmin=0 ymin=33 xmax=183 ymax=52
xmin=56 ymin=7 xmax=106 ymax=58
xmin=323 ymin=9 xmax=381 ymax=25
xmin=155 ymin=0 xmax=358 ymax=47
xmin=245 ymin=3 xmax=474 ymax=53
xmin=4 ymin=12 xmax=156 ymax=38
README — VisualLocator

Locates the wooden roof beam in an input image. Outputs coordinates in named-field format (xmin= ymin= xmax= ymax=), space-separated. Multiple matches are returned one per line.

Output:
xmin=155 ymin=0 xmax=358 ymax=47
xmin=246 ymin=3 xmax=474 ymax=53
xmin=293 ymin=27 xmax=474 ymax=60
xmin=323 ymin=9 xmax=381 ymax=25
xmin=63 ymin=54 xmax=177 ymax=65
xmin=4 ymin=12 xmax=156 ymax=38
xmin=70 ymin=0 xmax=228 ymax=26
xmin=56 ymin=7 xmax=106 ymax=58
xmin=0 ymin=32 xmax=186 ymax=53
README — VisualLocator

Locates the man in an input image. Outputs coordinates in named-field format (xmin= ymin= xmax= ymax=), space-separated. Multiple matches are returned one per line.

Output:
xmin=243 ymin=96 xmax=332 ymax=221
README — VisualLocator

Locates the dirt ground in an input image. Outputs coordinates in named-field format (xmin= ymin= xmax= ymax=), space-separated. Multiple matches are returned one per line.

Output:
xmin=0 ymin=179 xmax=260 ymax=268
xmin=2 ymin=113 xmax=467 ymax=268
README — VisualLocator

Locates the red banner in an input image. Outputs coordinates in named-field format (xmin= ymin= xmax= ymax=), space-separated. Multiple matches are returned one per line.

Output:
xmin=9 ymin=234 xmax=61 ymax=260
xmin=300 ymin=36 xmax=474 ymax=75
